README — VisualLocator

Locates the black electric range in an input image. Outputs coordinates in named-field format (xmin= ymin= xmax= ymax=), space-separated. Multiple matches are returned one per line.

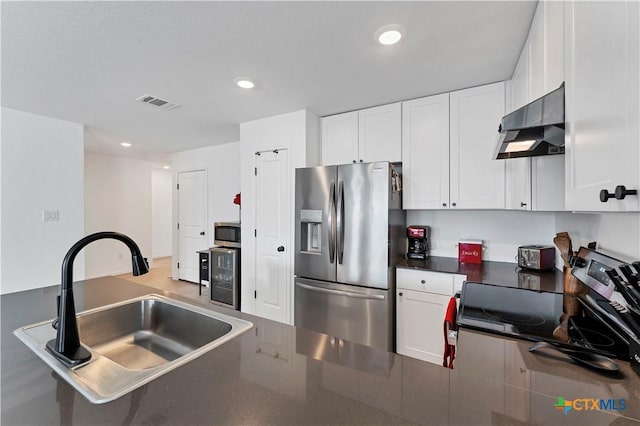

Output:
xmin=458 ymin=282 xmax=630 ymax=359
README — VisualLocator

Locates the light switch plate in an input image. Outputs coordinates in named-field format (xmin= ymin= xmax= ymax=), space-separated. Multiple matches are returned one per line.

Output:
xmin=42 ymin=210 xmax=59 ymax=221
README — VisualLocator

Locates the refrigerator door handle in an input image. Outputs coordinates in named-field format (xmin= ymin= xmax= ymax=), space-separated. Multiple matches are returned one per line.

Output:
xmin=337 ymin=180 xmax=345 ymax=264
xmin=328 ymin=181 xmax=336 ymax=263
xmin=296 ymin=282 xmax=385 ymax=300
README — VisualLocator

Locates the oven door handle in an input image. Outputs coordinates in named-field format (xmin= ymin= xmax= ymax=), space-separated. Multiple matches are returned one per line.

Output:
xmin=296 ymin=282 xmax=385 ymax=300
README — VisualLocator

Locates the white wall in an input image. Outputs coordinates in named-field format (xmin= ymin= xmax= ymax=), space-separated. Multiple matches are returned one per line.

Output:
xmin=171 ymin=141 xmax=241 ymax=278
xmin=84 ymin=152 xmax=152 ymax=278
xmin=406 ymin=209 xmax=640 ymax=266
xmin=406 ymin=210 xmax=558 ymax=262
xmin=1 ymin=107 xmax=85 ymax=294
xmin=152 ymin=168 xmax=172 ymax=258
xmin=555 ymin=212 xmax=640 ymax=263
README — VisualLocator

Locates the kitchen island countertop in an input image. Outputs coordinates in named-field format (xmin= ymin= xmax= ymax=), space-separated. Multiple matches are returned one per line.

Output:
xmin=2 ymin=277 xmax=639 ymax=425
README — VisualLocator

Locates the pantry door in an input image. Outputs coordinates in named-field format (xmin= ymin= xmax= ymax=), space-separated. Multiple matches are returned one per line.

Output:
xmin=254 ymin=149 xmax=290 ymax=324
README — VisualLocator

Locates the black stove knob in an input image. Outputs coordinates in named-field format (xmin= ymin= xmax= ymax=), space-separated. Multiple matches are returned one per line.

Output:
xmin=620 ymin=264 xmax=639 ymax=284
xmin=570 ymin=255 xmax=586 ymax=268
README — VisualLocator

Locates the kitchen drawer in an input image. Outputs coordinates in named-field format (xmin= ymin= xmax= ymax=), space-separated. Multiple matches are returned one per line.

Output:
xmin=396 ymin=269 xmax=453 ymax=295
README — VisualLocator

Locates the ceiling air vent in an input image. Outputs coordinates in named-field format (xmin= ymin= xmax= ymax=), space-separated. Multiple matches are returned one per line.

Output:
xmin=135 ymin=94 xmax=180 ymax=111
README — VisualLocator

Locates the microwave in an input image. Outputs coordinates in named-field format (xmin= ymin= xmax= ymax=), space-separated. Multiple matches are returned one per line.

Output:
xmin=214 ymin=222 xmax=241 ymax=248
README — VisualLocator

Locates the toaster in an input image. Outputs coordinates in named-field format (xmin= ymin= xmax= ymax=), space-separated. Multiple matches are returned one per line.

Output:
xmin=517 ymin=245 xmax=556 ymax=271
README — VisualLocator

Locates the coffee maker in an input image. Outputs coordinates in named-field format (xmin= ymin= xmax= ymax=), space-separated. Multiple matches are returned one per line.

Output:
xmin=407 ymin=225 xmax=430 ymax=260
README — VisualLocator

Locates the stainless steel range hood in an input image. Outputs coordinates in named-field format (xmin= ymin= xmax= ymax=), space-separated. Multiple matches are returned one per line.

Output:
xmin=494 ymin=83 xmax=565 ymax=159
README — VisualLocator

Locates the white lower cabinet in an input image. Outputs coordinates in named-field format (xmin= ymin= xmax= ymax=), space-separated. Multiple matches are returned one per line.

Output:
xmin=396 ymin=269 xmax=464 ymax=365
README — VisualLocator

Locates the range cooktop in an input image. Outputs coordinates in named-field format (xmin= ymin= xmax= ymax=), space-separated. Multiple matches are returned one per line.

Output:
xmin=458 ymin=282 xmax=629 ymax=359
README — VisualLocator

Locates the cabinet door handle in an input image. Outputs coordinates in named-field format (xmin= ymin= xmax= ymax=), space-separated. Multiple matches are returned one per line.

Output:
xmin=277 ymin=246 xmax=285 ymax=252
xmin=399 ymin=292 xmax=403 ymax=297
xmin=200 ymin=231 xmax=205 ymax=236
xmin=615 ymin=185 xmax=637 ymax=200
xmin=520 ymin=202 xmax=527 ymax=207
xmin=442 ymin=203 xmax=447 ymax=207
xmin=452 ymin=202 xmax=457 ymax=207
xmin=600 ymin=189 xmax=616 ymax=203
xmin=420 ymin=280 xmax=426 ymax=284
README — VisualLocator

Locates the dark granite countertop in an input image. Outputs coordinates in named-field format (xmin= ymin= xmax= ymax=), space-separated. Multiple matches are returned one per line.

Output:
xmin=397 ymin=256 xmax=565 ymax=293
xmin=3 ymin=277 xmax=640 ymax=425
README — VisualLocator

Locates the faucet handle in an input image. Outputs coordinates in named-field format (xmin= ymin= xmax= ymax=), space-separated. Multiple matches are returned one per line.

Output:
xmin=52 ymin=295 xmax=60 ymax=330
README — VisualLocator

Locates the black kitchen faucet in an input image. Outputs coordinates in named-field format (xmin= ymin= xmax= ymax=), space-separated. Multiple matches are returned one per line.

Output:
xmin=45 ymin=231 xmax=149 ymax=367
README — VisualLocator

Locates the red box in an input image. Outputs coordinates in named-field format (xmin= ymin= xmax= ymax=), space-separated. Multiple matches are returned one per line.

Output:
xmin=459 ymin=240 xmax=483 ymax=264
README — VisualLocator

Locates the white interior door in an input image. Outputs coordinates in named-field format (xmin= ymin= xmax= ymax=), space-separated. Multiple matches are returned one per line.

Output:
xmin=178 ymin=170 xmax=207 ymax=282
xmin=255 ymin=150 xmax=290 ymax=324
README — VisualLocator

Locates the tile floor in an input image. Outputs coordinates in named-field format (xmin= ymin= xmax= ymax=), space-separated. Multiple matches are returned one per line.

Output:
xmin=116 ymin=257 xmax=211 ymax=304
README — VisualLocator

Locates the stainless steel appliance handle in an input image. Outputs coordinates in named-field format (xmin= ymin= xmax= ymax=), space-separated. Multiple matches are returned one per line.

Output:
xmin=296 ymin=282 xmax=385 ymax=300
xmin=337 ymin=180 xmax=345 ymax=264
xmin=328 ymin=181 xmax=336 ymax=263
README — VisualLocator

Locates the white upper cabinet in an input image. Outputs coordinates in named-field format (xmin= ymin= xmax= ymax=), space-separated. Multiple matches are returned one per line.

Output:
xmin=506 ymin=46 xmax=534 ymax=211
xmin=321 ymin=111 xmax=358 ymax=166
xmin=450 ymin=82 xmax=506 ymax=209
xmin=402 ymin=93 xmax=450 ymax=209
xmin=321 ymin=103 xmax=401 ymax=166
xmin=403 ymin=82 xmax=506 ymax=210
xmin=565 ymin=0 xmax=640 ymax=211
xmin=530 ymin=1 xmax=565 ymax=98
xmin=505 ymin=0 xmax=565 ymax=212
xmin=528 ymin=5 xmax=545 ymax=100
xmin=543 ymin=0 xmax=564 ymax=93
xmin=358 ymin=103 xmax=402 ymax=163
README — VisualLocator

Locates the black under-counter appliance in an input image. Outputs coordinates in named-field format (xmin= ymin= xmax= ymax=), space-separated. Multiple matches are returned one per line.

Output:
xmin=210 ymin=222 xmax=241 ymax=310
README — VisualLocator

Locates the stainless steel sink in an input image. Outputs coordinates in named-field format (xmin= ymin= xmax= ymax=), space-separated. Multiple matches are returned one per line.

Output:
xmin=14 ymin=294 xmax=253 ymax=404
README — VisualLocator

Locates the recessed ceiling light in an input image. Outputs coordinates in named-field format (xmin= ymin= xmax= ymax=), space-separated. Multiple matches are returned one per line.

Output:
xmin=120 ymin=142 xmax=132 ymax=148
xmin=234 ymin=77 xmax=256 ymax=89
xmin=374 ymin=25 xmax=405 ymax=46
xmin=163 ymin=165 xmax=171 ymax=170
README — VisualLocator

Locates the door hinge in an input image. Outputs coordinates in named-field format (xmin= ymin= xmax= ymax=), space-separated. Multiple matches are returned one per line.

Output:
xmin=177 ymin=262 xmax=180 ymax=269
xmin=254 ymin=290 xmax=257 ymax=299
xmin=254 ymin=167 xmax=257 ymax=176
xmin=177 ymin=183 xmax=179 ymax=190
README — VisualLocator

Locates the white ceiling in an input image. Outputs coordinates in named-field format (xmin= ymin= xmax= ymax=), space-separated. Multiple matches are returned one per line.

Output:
xmin=2 ymin=1 xmax=537 ymax=162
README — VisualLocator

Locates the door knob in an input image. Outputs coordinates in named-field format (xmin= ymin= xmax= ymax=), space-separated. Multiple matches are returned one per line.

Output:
xmin=277 ymin=246 xmax=285 ymax=252
xmin=200 ymin=231 xmax=205 ymax=236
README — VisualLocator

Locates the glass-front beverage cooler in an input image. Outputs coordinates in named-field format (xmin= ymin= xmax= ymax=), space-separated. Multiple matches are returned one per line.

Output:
xmin=209 ymin=247 xmax=240 ymax=310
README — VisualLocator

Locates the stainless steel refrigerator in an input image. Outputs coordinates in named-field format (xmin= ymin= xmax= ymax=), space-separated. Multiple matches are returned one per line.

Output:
xmin=294 ymin=161 xmax=405 ymax=351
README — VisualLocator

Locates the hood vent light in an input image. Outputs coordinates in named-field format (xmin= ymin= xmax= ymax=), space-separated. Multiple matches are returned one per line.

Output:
xmin=494 ymin=83 xmax=564 ymax=160
xmin=135 ymin=94 xmax=180 ymax=111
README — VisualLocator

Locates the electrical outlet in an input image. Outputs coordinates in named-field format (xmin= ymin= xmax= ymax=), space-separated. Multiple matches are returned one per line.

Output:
xmin=42 ymin=210 xmax=59 ymax=222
